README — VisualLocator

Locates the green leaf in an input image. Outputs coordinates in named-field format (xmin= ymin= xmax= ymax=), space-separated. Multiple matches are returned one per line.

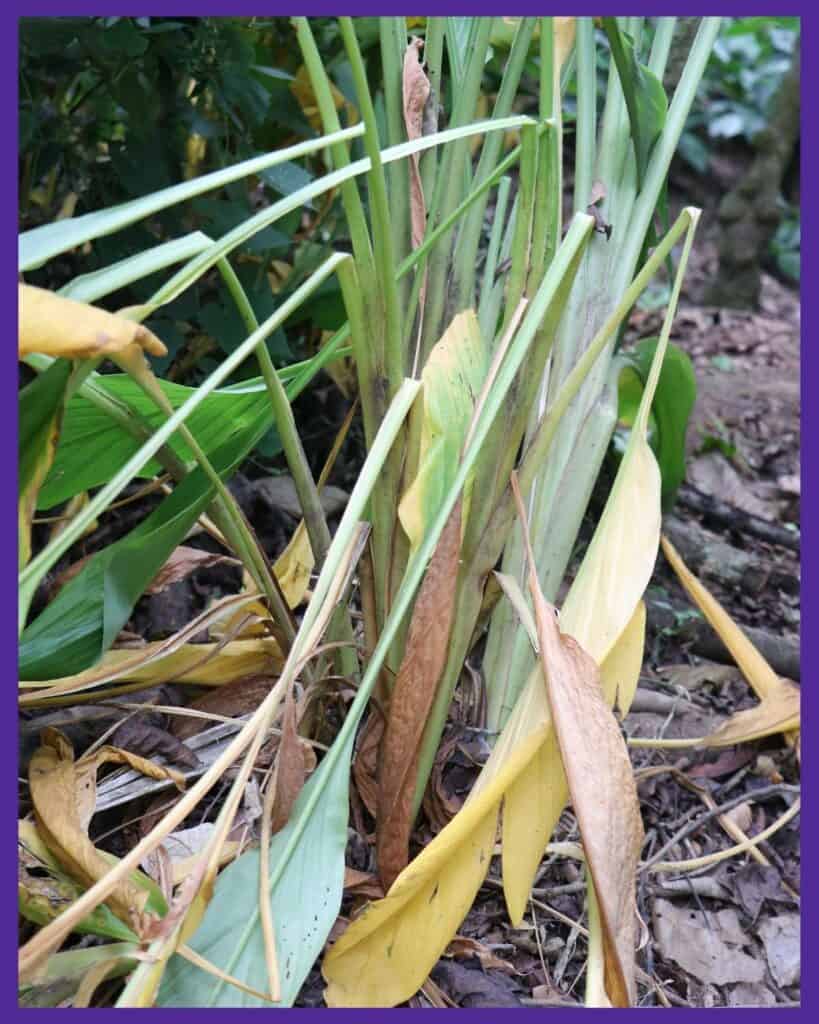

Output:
xmin=157 ymin=730 xmax=355 ymax=1007
xmin=19 ymin=360 xmax=72 ymax=569
xmin=617 ymin=337 xmax=696 ymax=508
xmin=18 ymin=124 xmax=364 ymax=272
xmin=601 ymin=19 xmax=668 ymax=188
xmin=19 ymin=413 xmax=269 ymax=679
xmin=38 ymin=376 xmax=273 ymax=510
xmin=57 ymin=233 xmax=214 ymax=305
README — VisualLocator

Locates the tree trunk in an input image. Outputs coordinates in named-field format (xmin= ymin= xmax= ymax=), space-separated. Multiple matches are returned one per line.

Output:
xmin=706 ymin=37 xmax=800 ymax=309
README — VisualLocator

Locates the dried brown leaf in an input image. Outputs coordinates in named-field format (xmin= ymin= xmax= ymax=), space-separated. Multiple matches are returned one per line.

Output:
xmin=376 ymin=501 xmax=462 ymax=889
xmin=146 ymin=546 xmax=239 ymax=595
xmin=352 ymin=707 xmax=384 ymax=818
xmin=511 ymin=475 xmax=644 ymax=1007
xmin=268 ymin=693 xmax=314 ymax=835
xmin=402 ymin=37 xmax=431 ymax=250
xmin=28 ymin=729 xmax=184 ymax=935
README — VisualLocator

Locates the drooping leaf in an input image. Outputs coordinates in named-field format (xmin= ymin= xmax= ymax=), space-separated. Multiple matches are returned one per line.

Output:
xmin=661 ymin=534 xmax=800 ymax=746
xmin=377 ymin=501 xmax=462 ymax=888
xmin=402 ymin=37 xmax=431 ymax=251
xmin=19 ymin=359 xmax=71 ymax=569
xmin=512 ymin=474 xmax=643 ymax=1006
xmin=18 ymin=285 xmax=167 ymax=360
xmin=28 ymin=730 xmax=182 ymax=935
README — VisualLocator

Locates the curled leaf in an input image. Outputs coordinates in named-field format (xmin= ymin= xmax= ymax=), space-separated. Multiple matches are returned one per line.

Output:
xmin=377 ymin=501 xmax=462 ymax=889
xmin=19 ymin=284 xmax=166 ymax=360
xmin=28 ymin=729 xmax=184 ymax=935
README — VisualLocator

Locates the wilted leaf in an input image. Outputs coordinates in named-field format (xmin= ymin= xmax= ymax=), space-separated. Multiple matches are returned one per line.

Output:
xmin=512 ymin=475 xmax=643 ymax=1006
xmin=147 ymin=546 xmax=240 ymax=595
xmin=28 ymin=729 xmax=184 ymax=934
xmin=273 ymin=521 xmax=314 ymax=608
xmin=377 ymin=502 xmax=462 ymax=888
xmin=290 ymin=64 xmax=358 ymax=131
xmin=661 ymin=534 xmax=800 ymax=747
xmin=110 ymin=718 xmax=200 ymax=772
xmin=403 ymin=37 xmax=431 ymax=250
xmin=268 ymin=692 xmax=314 ymax=835
xmin=19 ymin=284 xmax=166 ymax=360
xmin=21 ymin=636 xmax=283 ymax=704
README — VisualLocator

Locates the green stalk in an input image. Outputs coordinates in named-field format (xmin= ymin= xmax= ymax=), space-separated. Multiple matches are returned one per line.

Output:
xmin=379 ymin=15 xmax=410 ymax=299
xmin=420 ymin=17 xmax=494 ymax=359
xmin=451 ymin=17 xmax=537 ymax=309
xmin=216 ymin=259 xmax=357 ymax=680
xmin=572 ymin=18 xmax=597 ymax=212
xmin=501 ymin=123 xmax=538 ymax=331
xmin=340 ymin=17 xmax=404 ymax=390
xmin=478 ymin=175 xmax=511 ymax=339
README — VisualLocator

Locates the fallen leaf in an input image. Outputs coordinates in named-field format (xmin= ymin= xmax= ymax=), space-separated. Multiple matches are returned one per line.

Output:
xmin=757 ymin=914 xmax=800 ymax=987
xmin=273 ymin=521 xmax=314 ymax=609
xmin=431 ymin=959 xmax=524 ymax=1008
xmin=111 ymin=718 xmax=200 ymax=771
xmin=19 ymin=284 xmax=166 ymax=360
xmin=652 ymin=899 xmax=765 ymax=985
xmin=28 ymin=728 xmax=184 ymax=934
xmin=661 ymin=534 xmax=801 ymax=747
xmin=446 ymin=935 xmax=520 ymax=975
xmin=170 ymin=675 xmax=276 ymax=741
xmin=377 ymin=502 xmax=462 ymax=889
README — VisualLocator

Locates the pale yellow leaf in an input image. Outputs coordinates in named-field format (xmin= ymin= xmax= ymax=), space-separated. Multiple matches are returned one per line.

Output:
xmin=398 ymin=310 xmax=485 ymax=552
xmin=273 ymin=521 xmax=314 ymax=609
xmin=660 ymin=534 xmax=781 ymax=702
xmin=19 ymin=284 xmax=166 ymax=360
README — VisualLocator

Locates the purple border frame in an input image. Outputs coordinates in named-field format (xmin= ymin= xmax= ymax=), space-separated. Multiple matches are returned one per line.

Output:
xmin=7 ymin=5 xmax=812 ymax=1018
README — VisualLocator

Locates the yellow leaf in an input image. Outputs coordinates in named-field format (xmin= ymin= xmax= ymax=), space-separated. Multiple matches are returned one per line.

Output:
xmin=290 ymin=65 xmax=358 ymax=133
xmin=28 ymin=730 xmax=183 ymax=934
xmin=600 ymin=600 xmax=646 ymax=715
xmin=20 ymin=637 xmax=284 ymax=705
xmin=19 ymin=284 xmax=166 ymax=360
xmin=398 ymin=310 xmax=486 ymax=552
xmin=274 ymin=521 xmax=314 ymax=609
xmin=661 ymin=534 xmax=800 ymax=747
xmin=660 ymin=534 xmax=780 ymax=702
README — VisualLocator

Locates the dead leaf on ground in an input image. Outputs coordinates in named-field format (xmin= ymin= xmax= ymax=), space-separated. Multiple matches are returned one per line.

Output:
xmin=430 ymin=959 xmax=524 ymax=1008
xmin=757 ymin=914 xmax=800 ymax=988
xmin=376 ymin=501 xmax=462 ymax=889
xmin=652 ymin=899 xmax=765 ymax=986
xmin=28 ymin=728 xmax=184 ymax=934
xmin=170 ymin=675 xmax=276 ymax=741
xmin=111 ymin=718 xmax=200 ymax=771
xmin=446 ymin=935 xmax=520 ymax=975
